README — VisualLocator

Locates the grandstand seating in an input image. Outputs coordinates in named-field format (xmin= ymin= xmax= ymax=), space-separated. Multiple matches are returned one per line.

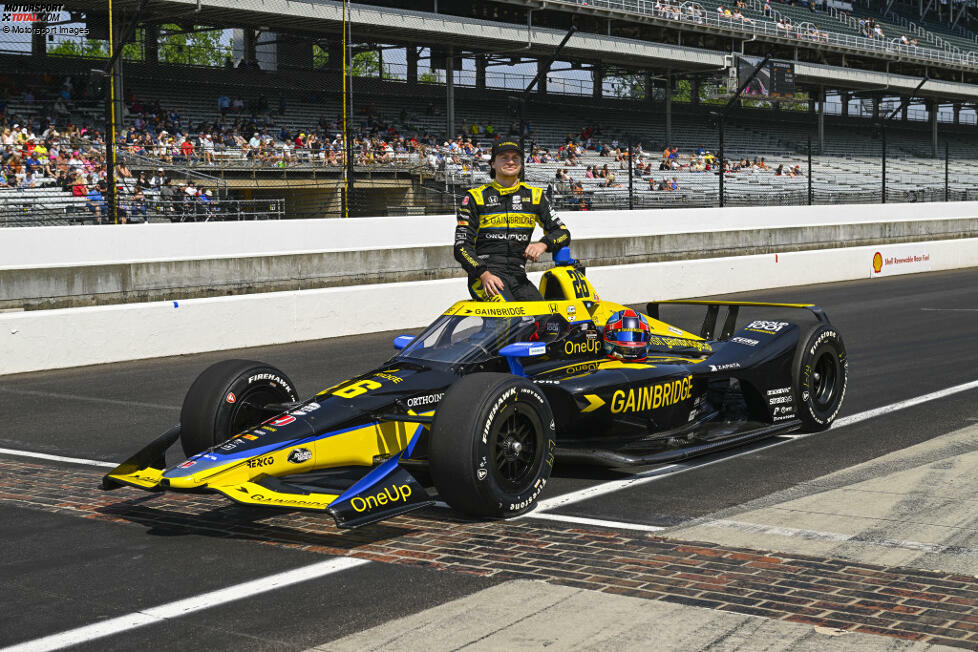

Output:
xmin=6 ymin=44 xmax=978 ymax=221
xmin=0 ymin=187 xmax=91 ymax=226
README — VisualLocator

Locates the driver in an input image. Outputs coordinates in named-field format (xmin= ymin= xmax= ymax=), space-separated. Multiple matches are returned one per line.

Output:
xmin=602 ymin=309 xmax=651 ymax=362
xmin=454 ymin=141 xmax=570 ymax=301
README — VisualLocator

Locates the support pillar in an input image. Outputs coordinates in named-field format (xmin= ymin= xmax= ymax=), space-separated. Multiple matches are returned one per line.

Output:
xmin=644 ymin=73 xmax=654 ymax=104
xmin=872 ymin=97 xmax=880 ymax=121
xmin=901 ymin=98 xmax=909 ymax=120
xmin=537 ymin=59 xmax=548 ymax=95
xmin=691 ymin=75 xmax=700 ymax=106
xmin=475 ymin=54 xmax=486 ymax=90
xmin=243 ymin=28 xmax=257 ymax=66
xmin=953 ymin=102 xmax=960 ymax=125
xmin=841 ymin=92 xmax=849 ymax=117
xmin=446 ymin=46 xmax=455 ymax=139
xmin=407 ymin=46 xmax=418 ymax=84
xmin=592 ymin=63 xmax=603 ymax=99
xmin=930 ymin=99 xmax=938 ymax=158
xmin=145 ymin=24 xmax=159 ymax=64
xmin=665 ymin=71 xmax=672 ymax=147
xmin=31 ymin=20 xmax=46 ymax=56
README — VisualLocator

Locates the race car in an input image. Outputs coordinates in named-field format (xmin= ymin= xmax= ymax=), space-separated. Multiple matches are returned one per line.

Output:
xmin=103 ymin=249 xmax=847 ymax=528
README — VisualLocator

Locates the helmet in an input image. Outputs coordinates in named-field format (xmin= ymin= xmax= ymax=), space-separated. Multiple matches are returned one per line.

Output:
xmin=602 ymin=309 xmax=651 ymax=362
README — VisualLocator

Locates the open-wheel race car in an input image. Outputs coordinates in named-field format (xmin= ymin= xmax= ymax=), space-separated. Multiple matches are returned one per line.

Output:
xmin=103 ymin=249 xmax=848 ymax=528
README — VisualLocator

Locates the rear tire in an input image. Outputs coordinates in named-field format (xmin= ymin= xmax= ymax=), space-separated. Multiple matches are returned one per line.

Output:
xmin=430 ymin=373 xmax=556 ymax=517
xmin=792 ymin=325 xmax=847 ymax=432
xmin=179 ymin=359 xmax=298 ymax=457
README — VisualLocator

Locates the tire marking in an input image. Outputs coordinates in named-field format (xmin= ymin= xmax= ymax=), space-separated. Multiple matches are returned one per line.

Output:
xmin=698 ymin=520 xmax=978 ymax=557
xmin=0 ymin=557 xmax=369 ymax=652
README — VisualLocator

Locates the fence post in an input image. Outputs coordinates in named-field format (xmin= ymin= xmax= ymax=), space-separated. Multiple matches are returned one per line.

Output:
xmin=718 ymin=119 xmax=725 ymax=208
xmin=628 ymin=139 xmax=634 ymax=210
xmin=807 ymin=135 xmax=812 ymax=206
xmin=881 ymin=125 xmax=886 ymax=204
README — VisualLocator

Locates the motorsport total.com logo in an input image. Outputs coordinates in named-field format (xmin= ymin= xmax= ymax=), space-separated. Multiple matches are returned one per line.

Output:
xmin=1 ymin=4 xmax=88 ymax=36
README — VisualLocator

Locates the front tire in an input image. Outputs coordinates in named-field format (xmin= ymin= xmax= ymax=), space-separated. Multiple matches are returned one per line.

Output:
xmin=793 ymin=325 xmax=847 ymax=432
xmin=179 ymin=359 xmax=298 ymax=456
xmin=430 ymin=373 xmax=556 ymax=517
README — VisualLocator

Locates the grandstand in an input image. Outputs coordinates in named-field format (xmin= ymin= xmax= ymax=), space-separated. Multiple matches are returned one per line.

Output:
xmin=3 ymin=0 xmax=978 ymax=222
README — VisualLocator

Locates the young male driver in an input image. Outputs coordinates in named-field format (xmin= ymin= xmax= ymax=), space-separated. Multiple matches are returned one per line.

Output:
xmin=454 ymin=141 xmax=570 ymax=301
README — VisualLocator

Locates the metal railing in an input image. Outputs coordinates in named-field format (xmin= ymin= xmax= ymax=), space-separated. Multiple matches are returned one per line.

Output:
xmin=151 ymin=197 xmax=285 ymax=222
xmin=550 ymin=0 xmax=978 ymax=69
xmin=118 ymin=145 xmax=427 ymax=171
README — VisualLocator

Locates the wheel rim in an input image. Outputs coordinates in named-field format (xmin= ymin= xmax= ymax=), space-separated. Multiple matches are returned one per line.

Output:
xmin=811 ymin=350 xmax=839 ymax=410
xmin=491 ymin=406 xmax=541 ymax=489
xmin=227 ymin=386 xmax=287 ymax=439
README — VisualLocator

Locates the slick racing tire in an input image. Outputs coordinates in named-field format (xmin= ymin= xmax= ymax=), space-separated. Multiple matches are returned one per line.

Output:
xmin=430 ymin=373 xmax=556 ymax=518
xmin=179 ymin=359 xmax=298 ymax=457
xmin=792 ymin=324 xmax=848 ymax=432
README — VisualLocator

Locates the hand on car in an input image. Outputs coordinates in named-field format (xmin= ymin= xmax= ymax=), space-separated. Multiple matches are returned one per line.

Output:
xmin=479 ymin=270 xmax=506 ymax=296
xmin=523 ymin=242 xmax=547 ymax=262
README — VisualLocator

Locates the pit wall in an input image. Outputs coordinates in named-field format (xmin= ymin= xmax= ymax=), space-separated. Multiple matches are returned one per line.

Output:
xmin=4 ymin=201 xmax=977 ymax=268
xmin=4 ymin=202 xmax=978 ymax=310
xmin=1 ymin=237 xmax=969 ymax=376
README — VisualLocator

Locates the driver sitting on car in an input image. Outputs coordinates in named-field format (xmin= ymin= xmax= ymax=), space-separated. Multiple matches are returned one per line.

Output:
xmin=601 ymin=309 xmax=652 ymax=362
xmin=454 ymin=141 xmax=571 ymax=302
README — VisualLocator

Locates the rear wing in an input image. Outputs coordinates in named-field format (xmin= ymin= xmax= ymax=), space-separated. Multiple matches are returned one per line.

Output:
xmin=646 ymin=300 xmax=829 ymax=341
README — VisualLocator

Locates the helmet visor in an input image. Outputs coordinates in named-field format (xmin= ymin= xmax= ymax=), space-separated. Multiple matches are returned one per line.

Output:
xmin=606 ymin=330 xmax=649 ymax=344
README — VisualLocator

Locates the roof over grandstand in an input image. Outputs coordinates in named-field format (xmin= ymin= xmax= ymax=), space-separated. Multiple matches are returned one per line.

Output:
xmin=55 ymin=0 xmax=978 ymax=102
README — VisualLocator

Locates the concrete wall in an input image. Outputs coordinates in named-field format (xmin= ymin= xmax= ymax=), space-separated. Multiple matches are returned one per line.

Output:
xmin=1 ymin=237 xmax=972 ymax=376
xmin=6 ymin=201 xmax=978 ymax=267
xmin=5 ymin=202 xmax=978 ymax=310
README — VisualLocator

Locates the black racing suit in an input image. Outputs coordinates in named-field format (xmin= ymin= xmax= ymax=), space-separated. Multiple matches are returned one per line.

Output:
xmin=454 ymin=180 xmax=570 ymax=301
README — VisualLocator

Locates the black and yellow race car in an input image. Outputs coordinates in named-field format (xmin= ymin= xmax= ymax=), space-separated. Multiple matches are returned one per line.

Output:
xmin=103 ymin=250 xmax=847 ymax=528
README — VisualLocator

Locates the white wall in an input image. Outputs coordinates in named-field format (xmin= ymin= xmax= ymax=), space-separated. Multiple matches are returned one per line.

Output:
xmin=2 ymin=237 xmax=973 ymax=375
xmin=4 ymin=201 xmax=977 ymax=268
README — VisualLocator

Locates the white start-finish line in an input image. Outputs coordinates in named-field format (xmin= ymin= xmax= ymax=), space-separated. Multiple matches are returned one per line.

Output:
xmin=0 ymin=557 xmax=369 ymax=652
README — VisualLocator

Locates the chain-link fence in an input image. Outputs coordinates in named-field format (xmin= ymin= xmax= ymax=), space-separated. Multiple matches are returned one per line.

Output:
xmin=2 ymin=2 xmax=978 ymax=224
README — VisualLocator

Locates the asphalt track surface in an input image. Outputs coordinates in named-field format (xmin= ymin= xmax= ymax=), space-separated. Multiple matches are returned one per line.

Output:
xmin=1 ymin=267 xmax=976 ymax=651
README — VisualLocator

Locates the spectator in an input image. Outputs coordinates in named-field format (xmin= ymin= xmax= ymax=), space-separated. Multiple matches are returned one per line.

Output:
xmin=179 ymin=136 xmax=196 ymax=163
xmin=87 ymin=182 xmax=107 ymax=222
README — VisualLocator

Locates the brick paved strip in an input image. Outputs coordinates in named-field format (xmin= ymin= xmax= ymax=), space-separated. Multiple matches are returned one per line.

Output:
xmin=2 ymin=457 xmax=978 ymax=650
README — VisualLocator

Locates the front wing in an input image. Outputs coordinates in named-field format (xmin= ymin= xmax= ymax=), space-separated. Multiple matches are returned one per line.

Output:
xmin=102 ymin=419 xmax=435 ymax=529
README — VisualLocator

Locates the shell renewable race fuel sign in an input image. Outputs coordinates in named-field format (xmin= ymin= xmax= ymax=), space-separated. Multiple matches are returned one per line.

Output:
xmin=871 ymin=247 xmax=932 ymax=278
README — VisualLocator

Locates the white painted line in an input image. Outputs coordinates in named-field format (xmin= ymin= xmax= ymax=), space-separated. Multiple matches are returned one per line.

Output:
xmin=832 ymin=378 xmax=978 ymax=429
xmin=534 ymin=378 xmax=978 ymax=514
xmin=700 ymin=519 xmax=978 ymax=557
xmin=523 ymin=512 xmax=666 ymax=532
xmin=0 ymin=386 xmax=178 ymax=411
xmin=0 ymin=556 xmax=370 ymax=652
xmin=0 ymin=447 xmax=117 ymax=469
xmin=921 ymin=308 xmax=978 ymax=312
xmin=530 ymin=463 xmax=686 ymax=513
